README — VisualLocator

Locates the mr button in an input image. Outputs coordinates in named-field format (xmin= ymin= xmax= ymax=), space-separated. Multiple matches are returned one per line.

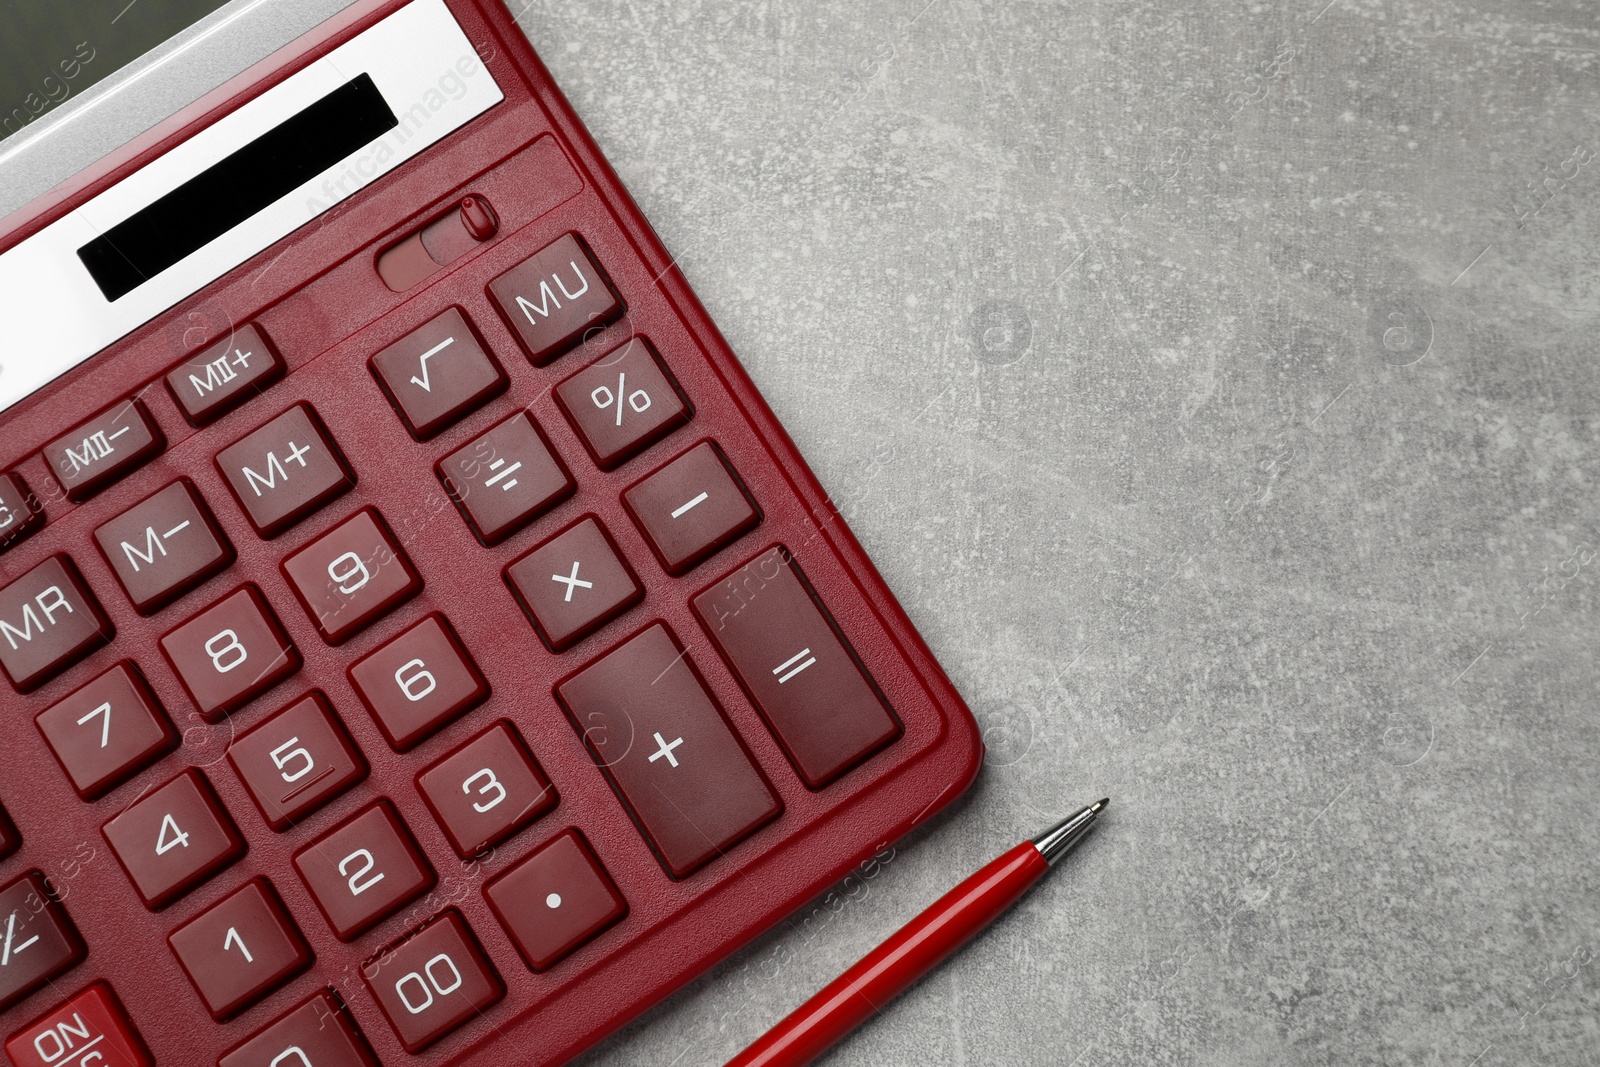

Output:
xmin=0 ymin=555 xmax=113 ymax=692
xmin=489 ymin=232 xmax=622 ymax=365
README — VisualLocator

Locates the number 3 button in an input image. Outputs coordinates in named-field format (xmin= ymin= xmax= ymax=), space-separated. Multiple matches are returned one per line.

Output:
xmin=294 ymin=801 xmax=435 ymax=941
xmin=228 ymin=692 xmax=368 ymax=830
xmin=417 ymin=722 xmax=557 ymax=857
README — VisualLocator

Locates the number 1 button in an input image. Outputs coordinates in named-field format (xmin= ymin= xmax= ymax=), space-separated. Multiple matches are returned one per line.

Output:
xmin=102 ymin=769 xmax=244 ymax=909
xmin=168 ymin=879 xmax=311 ymax=1020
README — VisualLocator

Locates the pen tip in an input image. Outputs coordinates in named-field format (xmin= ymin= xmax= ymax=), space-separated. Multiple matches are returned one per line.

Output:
xmin=1091 ymin=798 xmax=1110 ymax=814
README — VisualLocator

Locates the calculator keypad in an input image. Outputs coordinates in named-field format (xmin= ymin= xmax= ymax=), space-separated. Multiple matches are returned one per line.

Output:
xmin=43 ymin=399 xmax=164 ymax=502
xmin=505 ymin=517 xmax=641 ymax=651
xmin=484 ymin=830 xmax=625 ymax=972
xmin=166 ymin=324 xmax=286 ymax=426
xmin=101 ymin=769 xmax=245 ymax=909
xmin=362 ymin=911 xmax=503 ymax=1053
xmin=35 ymin=662 xmax=177 ymax=800
xmin=0 ymin=473 xmax=44 ymax=554
xmin=557 ymin=624 xmax=782 ymax=878
xmin=168 ymin=879 xmax=312 ymax=1020
xmin=294 ymin=802 xmax=435 ymax=941
xmin=488 ymin=232 xmax=622 ymax=365
xmin=438 ymin=411 xmax=573 ymax=545
xmin=215 ymin=403 xmax=355 ymax=537
xmin=4 ymin=983 xmax=150 ymax=1067
xmin=160 ymin=585 xmax=300 ymax=722
xmin=219 ymin=990 xmax=377 ymax=1067
xmin=624 ymin=441 xmax=760 ymax=574
xmin=93 ymin=479 xmax=234 ymax=615
xmin=0 ymin=872 xmax=86 ymax=1011
xmin=0 ymin=554 xmax=114 ymax=692
xmin=371 ymin=307 xmax=506 ymax=439
xmin=347 ymin=614 xmax=488 ymax=751
xmin=555 ymin=336 xmax=690 ymax=469
xmin=228 ymin=692 xmax=368 ymax=830
xmin=416 ymin=722 xmax=556 ymax=858
xmin=281 ymin=508 xmax=421 ymax=644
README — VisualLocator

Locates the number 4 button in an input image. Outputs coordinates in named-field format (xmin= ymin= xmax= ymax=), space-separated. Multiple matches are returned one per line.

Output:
xmin=168 ymin=879 xmax=312 ymax=1020
xmin=102 ymin=769 xmax=245 ymax=909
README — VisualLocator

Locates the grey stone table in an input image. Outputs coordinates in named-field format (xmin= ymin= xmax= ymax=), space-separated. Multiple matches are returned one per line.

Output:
xmin=514 ymin=1 xmax=1600 ymax=1064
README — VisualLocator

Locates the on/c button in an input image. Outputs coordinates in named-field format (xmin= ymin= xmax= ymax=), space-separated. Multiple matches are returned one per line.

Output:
xmin=4 ymin=982 xmax=152 ymax=1066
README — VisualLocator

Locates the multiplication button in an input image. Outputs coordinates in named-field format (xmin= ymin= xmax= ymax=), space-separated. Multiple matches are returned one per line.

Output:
xmin=438 ymin=412 xmax=573 ymax=545
xmin=505 ymin=517 xmax=641 ymax=651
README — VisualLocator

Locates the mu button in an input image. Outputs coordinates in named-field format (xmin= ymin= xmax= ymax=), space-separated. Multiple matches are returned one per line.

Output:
xmin=489 ymin=232 xmax=622 ymax=365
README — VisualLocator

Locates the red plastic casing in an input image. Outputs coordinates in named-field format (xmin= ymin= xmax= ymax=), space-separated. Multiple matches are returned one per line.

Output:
xmin=0 ymin=1 xmax=983 ymax=1064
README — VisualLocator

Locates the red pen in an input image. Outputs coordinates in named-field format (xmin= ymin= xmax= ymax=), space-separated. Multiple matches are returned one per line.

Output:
xmin=727 ymin=798 xmax=1110 ymax=1067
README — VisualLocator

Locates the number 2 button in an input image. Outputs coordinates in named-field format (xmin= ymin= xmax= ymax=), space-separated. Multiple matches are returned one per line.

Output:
xmin=102 ymin=769 xmax=245 ymax=909
xmin=294 ymin=801 xmax=435 ymax=941
xmin=169 ymin=879 xmax=312 ymax=1020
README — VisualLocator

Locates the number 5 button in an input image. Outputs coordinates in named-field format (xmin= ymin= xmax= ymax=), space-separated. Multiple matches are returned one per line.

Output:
xmin=228 ymin=692 xmax=367 ymax=830
xmin=102 ymin=769 xmax=245 ymax=909
xmin=417 ymin=722 xmax=556 ymax=857
xmin=294 ymin=801 xmax=435 ymax=941
xmin=168 ymin=879 xmax=312 ymax=1020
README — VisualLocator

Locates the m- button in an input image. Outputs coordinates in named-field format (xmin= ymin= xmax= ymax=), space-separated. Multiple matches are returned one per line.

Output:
xmin=0 ymin=555 xmax=113 ymax=692
xmin=216 ymin=403 xmax=354 ymax=537
xmin=93 ymin=479 xmax=234 ymax=614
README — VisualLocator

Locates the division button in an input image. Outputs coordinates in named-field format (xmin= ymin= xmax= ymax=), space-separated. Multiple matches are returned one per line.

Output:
xmin=0 ymin=872 xmax=85 ymax=1012
xmin=159 ymin=585 xmax=299 ymax=722
xmin=371 ymin=307 xmax=506 ymax=439
xmin=228 ymin=692 xmax=367 ymax=831
xmin=0 ymin=472 xmax=44 ymax=555
xmin=505 ymin=517 xmax=641 ymax=651
xmin=362 ymin=911 xmax=503 ymax=1053
xmin=437 ymin=411 xmax=573 ymax=545
xmin=0 ymin=555 xmax=114 ymax=693
xmin=93 ymin=479 xmax=234 ymax=614
xmin=219 ymin=990 xmax=379 ymax=1067
xmin=294 ymin=801 xmax=435 ymax=942
xmin=554 ymin=336 xmax=690 ymax=469
xmin=215 ymin=403 xmax=355 ymax=538
xmin=556 ymin=624 xmax=781 ymax=878
xmin=347 ymin=614 xmax=488 ymax=751
xmin=101 ymin=768 xmax=245 ymax=909
xmin=488 ymin=232 xmax=622 ymax=365
xmin=168 ymin=879 xmax=312 ymax=1021
xmin=4 ymin=982 xmax=152 ymax=1067
xmin=165 ymin=323 xmax=287 ymax=425
xmin=416 ymin=722 xmax=557 ymax=858
xmin=693 ymin=546 xmax=901 ymax=788
xmin=35 ymin=662 xmax=178 ymax=800
xmin=281 ymin=508 xmax=421 ymax=644
xmin=484 ymin=829 xmax=625 ymax=971
xmin=43 ymin=398 xmax=164 ymax=502
xmin=624 ymin=441 xmax=759 ymax=574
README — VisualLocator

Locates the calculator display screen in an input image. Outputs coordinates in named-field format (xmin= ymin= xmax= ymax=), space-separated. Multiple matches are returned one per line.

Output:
xmin=0 ymin=0 xmax=233 ymax=147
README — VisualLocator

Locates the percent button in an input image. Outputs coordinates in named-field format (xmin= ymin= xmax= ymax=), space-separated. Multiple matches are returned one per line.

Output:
xmin=555 ymin=337 xmax=690 ymax=469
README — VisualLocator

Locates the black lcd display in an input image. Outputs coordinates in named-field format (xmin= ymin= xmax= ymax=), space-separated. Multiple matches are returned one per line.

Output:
xmin=77 ymin=73 xmax=397 ymax=301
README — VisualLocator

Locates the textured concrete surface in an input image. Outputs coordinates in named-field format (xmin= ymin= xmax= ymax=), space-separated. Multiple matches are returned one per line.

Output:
xmin=512 ymin=1 xmax=1600 ymax=1065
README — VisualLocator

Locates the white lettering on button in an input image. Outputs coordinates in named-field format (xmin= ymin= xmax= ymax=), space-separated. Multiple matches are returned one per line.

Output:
xmin=551 ymin=562 xmax=593 ymax=603
xmin=773 ymin=648 xmax=816 ymax=684
xmin=0 ymin=585 xmax=74 ymax=649
xmin=64 ymin=425 xmax=130 ymax=474
xmin=484 ymin=458 xmax=521 ymax=492
xmin=242 ymin=441 xmax=313 ymax=497
xmin=545 ymin=893 xmax=562 ymax=909
xmin=513 ymin=261 xmax=590 ymax=325
xmin=1 ymin=910 xmax=39 ymax=967
xmin=121 ymin=520 xmax=192 ymax=572
xmin=670 ymin=492 xmax=708 ymax=520
xmin=410 ymin=336 xmax=455 ymax=393
xmin=648 ymin=732 xmax=684 ymax=768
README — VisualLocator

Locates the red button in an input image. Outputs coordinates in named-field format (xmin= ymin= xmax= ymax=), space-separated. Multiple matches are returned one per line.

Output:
xmin=347 ymin=614 xmax=488 ymax=751
xmin=4 ymin=983 xmax=150 ymax=1067
xmin=294 ymin=801 xmax=435 ymax=941
xmin=93 ymin=479 xmax=234 ymax=614
xmin=554 ymin=336 xmax=690 ymax=469
xmin=484 ymin=829 xmax=625 ymax=972
xmin=35 ymin=662 xmax=178 ymax=800
xmin=0 ymin=804 xmax=16 ymax=860
xmin=101 ymin=768 xmax=244 ymax=909
xmin=0 ymin=555 xmax=113 ymax=693
xmin=165 ymin=324 xmax=287 ymax=426
xmin=168 ymin=879 xmax=313 ymax=1021
xmin=219 ymin=990 xmax=378 ymax=1067
xmin=281 ymin=508 xmax=421 ymax=644
xmin=160 ymin=585 xmax=300 ymax=722
xmin=624 ymin=441 xmax=759 ymax=574
xmin=228 ymin=692 xmax=367 ymax=831
xmin=694 ymin=546 xmax=901 ymax=788
xmin=43 ymin=398 xmax=164 ymax=502
xmin=215 ymin=403 xmax=355 ymax=537
xmin=371 ymin=308 xmax=506 ymax=439
xmin=505 ymin=517 xmax=641 ymax=651
xmin=488 ymin=232 xmax=622 ymax=365
xmin=556 ymin=624 xmax=781 ymax=878
xmin=0 ymin=472 xmax=44 ymax=554
xmin=0 ymin=872 xmax=86 ymax=1012
xmin=437 ymin=412 xmax=573 ymax=545
xmin=362 ymin=911 xmax=503 ymax=1053
xmin=416 ymin=722 xmax=556 ymax=858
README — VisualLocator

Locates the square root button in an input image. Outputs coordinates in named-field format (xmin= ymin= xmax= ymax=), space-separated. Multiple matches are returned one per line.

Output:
xmin=556 ymin=624 xmax=781 ymax=878
xmin=370 ymin=307 xmax=506 ymax=439
xmin=693 ymin=547 xmax=900 ymax=788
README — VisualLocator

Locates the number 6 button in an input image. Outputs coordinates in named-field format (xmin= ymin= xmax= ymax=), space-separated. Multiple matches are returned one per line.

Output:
xmin=102 ymin=769 xmax=245 ymax=909
xmin=228 ymin=692 xmax=367 ymax=830
xmin=294 ymin=801 xmax=435 ymax=941
xmin=168 ymin=879 xmax=312 ymax=1020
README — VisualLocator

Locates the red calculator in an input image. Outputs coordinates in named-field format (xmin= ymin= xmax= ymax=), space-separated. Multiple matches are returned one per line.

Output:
xmin=0 ymin=1 xmax=981 ymax=1063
